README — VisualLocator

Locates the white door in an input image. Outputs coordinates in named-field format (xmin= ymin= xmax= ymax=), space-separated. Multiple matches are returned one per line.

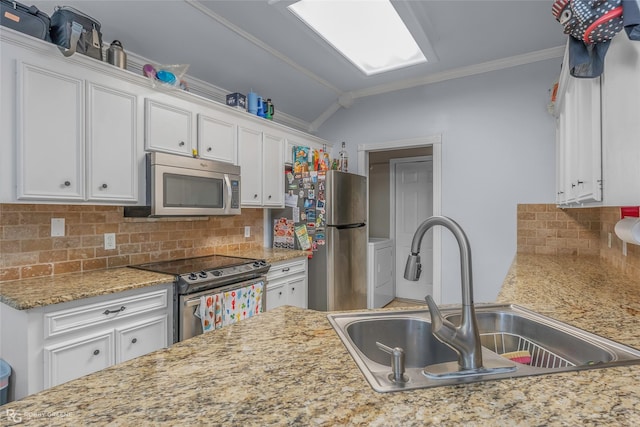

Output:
xmin=394 ymin=159 xmax=433 ymax=300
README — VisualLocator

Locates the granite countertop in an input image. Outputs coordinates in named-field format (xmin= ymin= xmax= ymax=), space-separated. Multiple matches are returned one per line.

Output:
xmin=3 ymin=254 xmax=640 ymax=426
xmin=0 ymin=248 xmax=309 ymax=310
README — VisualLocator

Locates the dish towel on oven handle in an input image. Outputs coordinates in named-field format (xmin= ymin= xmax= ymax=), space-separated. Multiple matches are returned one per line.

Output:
xmin=198 ymin=293 xmax=222 ymax=333
xmin=222 ymin=281 xmax=264 ymax=327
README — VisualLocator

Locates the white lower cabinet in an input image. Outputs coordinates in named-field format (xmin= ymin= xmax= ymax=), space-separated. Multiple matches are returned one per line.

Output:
xmin=44 ymin=331 xmax=115 ymax=388
xmin=1 ymin=283 xmax=172 ymax=399
xmin=266 ymin=257 xmax=308 ymax=310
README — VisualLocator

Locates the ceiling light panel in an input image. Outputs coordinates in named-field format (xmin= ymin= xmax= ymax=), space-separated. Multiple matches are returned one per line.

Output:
xmin=288 ymin=0 xmax=427 ymax=76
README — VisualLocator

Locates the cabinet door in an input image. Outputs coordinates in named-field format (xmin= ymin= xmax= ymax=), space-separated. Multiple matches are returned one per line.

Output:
xmin=555 ymin=114 xmax=567 ymax=205
xmin=44 ymin=331 xmax=114 ymax=388
xmin=87 ymin=82 xmax=138 ymax=202
xmin=145 ymin=98 xmax=193 ymax=155
xmin=17 ymin=62 xmax=84 ymax=200
xmin=116 ymin=315 xmax=168 ymax=363
xmin=238 ymin=125 xmax=263 ymax=206
xmin=572 ymin=77 xmax=602 ymax=203
xmin=602 ymin=34 xmax=640 ymax=205
xmin=266 ymin=282 xmax=287 ymax=311
xmin=198 ymin=113 xmax=237 ymax=164
xmin=262 ymin=132 xmax=284 ymax=207
xmin=287 ymin=276 xmax=307 ymax=309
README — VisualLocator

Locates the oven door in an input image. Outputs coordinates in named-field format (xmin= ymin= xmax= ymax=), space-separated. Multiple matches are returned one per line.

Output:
xmin=178 ymin=276 xmax=266 ymax=342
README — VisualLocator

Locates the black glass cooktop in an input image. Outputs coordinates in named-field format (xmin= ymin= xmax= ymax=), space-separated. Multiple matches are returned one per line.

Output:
xmin=130 ymin=254 xmax=259 ymax=276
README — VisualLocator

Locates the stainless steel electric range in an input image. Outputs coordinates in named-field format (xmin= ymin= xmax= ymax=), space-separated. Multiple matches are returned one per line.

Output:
xmin=130 ymin=255 xmax=270 ymax=343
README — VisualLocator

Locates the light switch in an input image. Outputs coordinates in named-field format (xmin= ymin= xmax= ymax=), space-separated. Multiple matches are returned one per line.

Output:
xmin=51 ymin=218 xmax=65 ymax=237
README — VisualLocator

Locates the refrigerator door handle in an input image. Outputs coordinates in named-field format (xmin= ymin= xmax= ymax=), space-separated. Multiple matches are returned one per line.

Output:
xmin=334 ymin=223 xmax=366 ymax=230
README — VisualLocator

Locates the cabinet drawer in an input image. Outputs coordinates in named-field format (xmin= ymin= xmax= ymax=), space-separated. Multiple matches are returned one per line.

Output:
xmin=45 ymin=289 xmax=169 ymax=338
xmin=44 ymin=330 xmax=114 ymax=388
xmin=266 ymin=258 xmax=307 ymax=281
xmin=116 ymin=315 xmax=168 ymax=363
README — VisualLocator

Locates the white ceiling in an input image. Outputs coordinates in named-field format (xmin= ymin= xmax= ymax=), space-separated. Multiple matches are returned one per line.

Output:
xmin=31 ymin=0 xmax=567 ymax=132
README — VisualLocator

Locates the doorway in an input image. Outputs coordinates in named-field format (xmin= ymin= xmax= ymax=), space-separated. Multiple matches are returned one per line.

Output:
xmin=392 ymin=157 xmax=433 ymax=300
xmin=357 ymin=135 xmax=442 ymax=303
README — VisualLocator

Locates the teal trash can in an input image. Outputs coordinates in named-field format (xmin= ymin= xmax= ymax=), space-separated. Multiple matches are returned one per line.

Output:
xmin=0 ymin=359 xmax=10 ymax=405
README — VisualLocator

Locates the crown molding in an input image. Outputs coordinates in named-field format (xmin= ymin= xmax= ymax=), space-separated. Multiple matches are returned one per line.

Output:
xmin=352 ymin=45 xmax=566 ymax=100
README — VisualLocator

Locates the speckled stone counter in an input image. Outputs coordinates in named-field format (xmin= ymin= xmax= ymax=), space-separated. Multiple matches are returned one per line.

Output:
xmin=0 ymin=248 xmax=309 ymax=311
xmin=0 ymin=268 xmax=174 ymax=310
xmin=2 ymin=254 xmax=640 ymax=426
xmin=217 ymin=247 xmax=311 ymax=264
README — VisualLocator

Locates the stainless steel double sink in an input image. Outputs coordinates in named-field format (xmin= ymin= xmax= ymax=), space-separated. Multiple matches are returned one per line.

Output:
xmin=327 ymin=304 xmax=640 ymax=392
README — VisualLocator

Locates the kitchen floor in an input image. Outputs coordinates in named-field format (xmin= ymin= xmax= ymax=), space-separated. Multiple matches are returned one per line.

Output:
xmin=384 ymin=298 xmax=427 ymax=308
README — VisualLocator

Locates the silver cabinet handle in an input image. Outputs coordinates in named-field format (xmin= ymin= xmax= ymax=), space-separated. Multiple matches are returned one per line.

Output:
xmin=131 ymin=338 xmax=138 ymax=344
xmin=103 ymin=306 xmax=126 ymax=315
xmin=93 ymin=349 xmax=100 ymax=356
xmin=282 ymin=267 xmax=290 ymax=272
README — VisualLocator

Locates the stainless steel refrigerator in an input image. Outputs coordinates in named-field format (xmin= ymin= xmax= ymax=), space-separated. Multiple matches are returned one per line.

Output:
xmin=272 ymin=170 xmax=367 ymax=311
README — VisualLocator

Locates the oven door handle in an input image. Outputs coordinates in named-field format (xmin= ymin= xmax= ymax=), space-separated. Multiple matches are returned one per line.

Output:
xmin=223 ymin=174 xmax=232 ymax=215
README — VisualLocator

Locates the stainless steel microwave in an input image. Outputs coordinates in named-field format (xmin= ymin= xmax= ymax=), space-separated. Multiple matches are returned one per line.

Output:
xmin=125 ymin=152 xmax=241 ymax=217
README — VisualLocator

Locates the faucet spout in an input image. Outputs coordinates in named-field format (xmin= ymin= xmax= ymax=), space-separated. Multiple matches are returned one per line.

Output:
xmin=403 ymin=215 xmax=483 ymax=371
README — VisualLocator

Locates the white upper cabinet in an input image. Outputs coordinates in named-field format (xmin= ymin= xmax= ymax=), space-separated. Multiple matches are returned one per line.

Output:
xmin=2 ymin=29 xmax=331 ymax=206
xmin=601 ymin=34 xmax=640 ymax=205
xmin=197 ymin=111 xmax=237 ymax=164
xmin=262 ymin=131 xmax=285 ymax=207
xmin=144 ymin=98 xmax=193 ymax=156
xmin=17 ymin=63 xmax=85 ymax=201
xmin=86 ymin=82 xmax=138 ymax=202
xmin=16 ymin=61 xmax=139 ymax=203
xmin=237 ymin=121 xmax=285 ymax=207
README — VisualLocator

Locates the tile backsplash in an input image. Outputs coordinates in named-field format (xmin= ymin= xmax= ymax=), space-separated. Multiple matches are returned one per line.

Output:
xmin=0 ymin=204 xmax=264 ymax=282
xmin=517 ymin=204 xmax=640 ymax=278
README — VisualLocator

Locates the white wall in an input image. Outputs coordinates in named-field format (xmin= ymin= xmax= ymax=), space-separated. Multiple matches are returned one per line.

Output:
xmin=318 ymin=59 xmax=560 ymax=303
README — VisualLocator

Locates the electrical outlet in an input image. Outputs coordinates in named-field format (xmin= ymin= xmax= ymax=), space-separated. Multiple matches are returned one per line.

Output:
xmin=104 ymin=233 xmax=116 ymax=250
xmin=244 ymin=226 xmax=251 ymax=238
xmin=51 ymin=218 xmax=65 ymax=237
xmin=608 ymin=232 xmax=612 ymax=248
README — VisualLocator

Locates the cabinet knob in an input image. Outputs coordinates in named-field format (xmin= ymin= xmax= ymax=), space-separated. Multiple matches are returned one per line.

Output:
xmin=101 ymin=183 xmax=108 ymax=189
xmin=64 ymin=181 xmax=71 ymax=187
xmin=268 ymin=195 xmax=272 ymax=199
xmin=131 ymin=338 xmax=138 ymax=344
xmin=93 ymin=349 xmax=100 ymax=356
xmin=278 ymin=291 xmax=283 ymax=296
xmin=207 ymin=147 xmax=212 ymax=152
xmin=291 ymin=287 xmax=295 ymax=292
xmin=254 ymin=194 xmax=258 ymax=198
xmin=179 ymin=141 xmax=185 ymax=146
xmin=577 ymin=180 xmax=584 ymax=185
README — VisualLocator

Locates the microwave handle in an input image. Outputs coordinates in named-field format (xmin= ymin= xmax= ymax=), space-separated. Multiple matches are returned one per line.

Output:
xmin=224 ymin=174 xmax=232 ymax=214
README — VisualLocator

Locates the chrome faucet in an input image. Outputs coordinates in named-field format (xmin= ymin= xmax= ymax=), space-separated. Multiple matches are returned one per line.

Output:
xmin=404 ymin=216 xmax=483 ymax=371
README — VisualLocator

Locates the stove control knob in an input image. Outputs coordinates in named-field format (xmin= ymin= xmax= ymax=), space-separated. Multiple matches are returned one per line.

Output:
xmin=253 ymin=260 xmax=266 ymax=268
xmin=198 ymin=271 xmax=208 ymax=278
xmin=211 ymin=270 xmax=222 ymax=277
xmin=188 ymin=273 xmax=198 ymax=281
